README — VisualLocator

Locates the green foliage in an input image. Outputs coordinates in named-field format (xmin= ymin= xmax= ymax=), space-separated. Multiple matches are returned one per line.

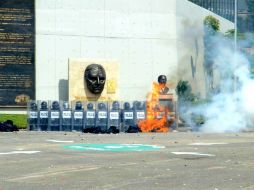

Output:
xmin=176 ymin=80 xmax=196 ymax=102
xmin=204 ymin=15 xmax=220 ymax=32
xmin=225 ymin=29 xmax=235 ymax=37
xmin=224 ymin=29 xmax=247 ymax=39
xmin=176 ymin=80 xmax=210 ymax=127
xmin=0 ymin=114 xmax=27 ymax=129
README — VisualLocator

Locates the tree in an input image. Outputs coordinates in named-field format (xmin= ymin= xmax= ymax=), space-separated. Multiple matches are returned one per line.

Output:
xmin=204 ymin=15 xmax=220 ymax=33
xmin=176 ymin=80 xmax=196 ymax=102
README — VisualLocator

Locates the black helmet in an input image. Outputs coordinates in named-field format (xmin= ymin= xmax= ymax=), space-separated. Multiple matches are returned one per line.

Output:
xmin=158 ymin=75 xmax=167 ymax=84
xmin=98 ymin=102 xmax=106 ymax=110
xmin=123 ymin=102 xmax=130 ymax=110
xmin=41 ymin=101 xmax=48 ymax=110
xmin=87 ymin=103 xmax=94 ymax=110
xmin=52 ymin=101 xmax=60 ymax=110
xmin=112 ymin=101 xmax=120 ymax=110
xmin=30 ymin=102 xmax=37 ymax=110
xmin=75 ymin=101 xmax=82 ymax=110
xmin=133 ymin=101 xmax=141 ymax=109
xmin=63 ymin=102 xmax=69 ymax=109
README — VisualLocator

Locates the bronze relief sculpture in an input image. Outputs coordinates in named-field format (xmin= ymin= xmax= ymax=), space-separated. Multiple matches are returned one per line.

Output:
xmin=84 ymin=64 xmax=106 ymax=94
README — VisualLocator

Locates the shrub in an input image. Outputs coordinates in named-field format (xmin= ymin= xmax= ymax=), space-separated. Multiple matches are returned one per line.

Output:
xmin=0 ymin=114 xmax=27 ymax=129
xmin=204 ymin=15 xmax=220 ymax=33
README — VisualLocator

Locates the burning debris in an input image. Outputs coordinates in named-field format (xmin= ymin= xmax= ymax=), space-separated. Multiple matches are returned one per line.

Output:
xmin=138 ymin=75 xmax=176 ymax=132
xmin=138 ymin=82 xmax=169 ymax=132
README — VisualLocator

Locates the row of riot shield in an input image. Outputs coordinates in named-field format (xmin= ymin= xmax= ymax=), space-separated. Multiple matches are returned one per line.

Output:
xmin=27 ymin=100 xmax=146 ymax=133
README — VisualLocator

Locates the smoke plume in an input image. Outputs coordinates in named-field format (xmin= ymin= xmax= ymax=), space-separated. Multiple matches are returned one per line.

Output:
xmin=184 ymin=33 xmax=254 ymax=133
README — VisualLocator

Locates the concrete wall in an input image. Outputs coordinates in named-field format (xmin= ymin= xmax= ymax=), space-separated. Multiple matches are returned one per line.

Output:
xmin=176 ymin=0 xmax=234 ymax=98
xmin=35 ymin=0 xmax=234 ymax=102
xmin=36 ymin=0 xmax=178 ymax=101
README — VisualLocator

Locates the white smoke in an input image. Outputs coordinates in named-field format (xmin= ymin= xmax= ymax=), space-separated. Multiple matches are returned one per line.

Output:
xmin=187 ymin=33 xmax=254 ymax=133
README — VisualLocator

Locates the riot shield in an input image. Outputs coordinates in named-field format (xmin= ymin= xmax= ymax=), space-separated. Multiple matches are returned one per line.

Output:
xmin=38 ymin=101 xmax=49 ymax=131
xmin=27 ymin=101 xmax=38 ymax=131
xmin=49 ymin=101 xmax=60 ymax=131
xmin=95 ymin=102 xmax=108 ymax=133
xmin=122 ymin=101 xmax=135 ymax=132
xmin=108 ymin=101 xmax=120 ymax=133
xmin=72 ymin=101 xmax=84 ymax=131
xmin=61 ymin=101 xmax=72 ymax=131
xmin=84 ymin=102 xmax=96 ymax=133
xmin=133 ymin=101 xmax=146 ymax=132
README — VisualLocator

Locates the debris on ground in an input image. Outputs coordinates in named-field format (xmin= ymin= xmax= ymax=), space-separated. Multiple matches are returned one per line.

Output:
xmin=0 ymin=120 xmax=19 ymax=132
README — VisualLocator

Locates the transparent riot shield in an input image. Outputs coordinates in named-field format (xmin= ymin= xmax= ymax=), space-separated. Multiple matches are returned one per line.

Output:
xmin=84 ymin=102 xmax=96 ymax=133
xmin=95 ymin=102 xmax=108 ymax=133
xmin=122 ymin=101 xmax=135 ymax=132
xmin=72 ymin=101 xmax=84 ymax=131
xmin=61 ymin=101 xmax=72 ymax=131
xmin=49 ymin=101 xmax=60 ymax=131
xmin=38 ymin=101 xmax=49 ymax=131
xmin=108 ymin=101 xmax=120 ymax=133
xmin=133 ymin=101 xmax=146 ymax=132
xmin=27 ymin=101 xmax=38 ymax=131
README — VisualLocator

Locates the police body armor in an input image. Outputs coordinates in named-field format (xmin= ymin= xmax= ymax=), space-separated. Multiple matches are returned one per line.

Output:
xmin=28 ymin=101 xmax=38 ymax=131
xmin=72 ymin=101 xmax=84 ymax=131
xmin=122 ymin=102 xmax=135 ymax=132
xmin=61 ymin=102 xmax=72 ymax=131
xmin=84 ymin=102 xmax=96 ymax=133
xmin=96 ymin=102 xmax=108 ymax=133
xmin=38 ymin=101 xmax=49 ymax=131
xmin=49 ymin=101 xmax=60 ymax=131
xmin=108 ymin=101 xmax=120 ymax=133
xmin=133 ymin=101 xmax=145 ymax=132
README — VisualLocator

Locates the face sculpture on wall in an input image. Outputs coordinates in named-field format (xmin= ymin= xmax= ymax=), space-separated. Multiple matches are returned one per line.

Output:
xmin=84 ymin=64 xmax=106 ymax=94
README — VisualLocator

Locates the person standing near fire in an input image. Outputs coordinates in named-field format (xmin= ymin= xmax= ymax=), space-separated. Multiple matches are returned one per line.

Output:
xmin=154 ymin=75 xmax=170 ymax=120
xmin=158 ymin=75 xmax=169 ymax=94
xmin=157 ymin=75 xmax=177 ymax=130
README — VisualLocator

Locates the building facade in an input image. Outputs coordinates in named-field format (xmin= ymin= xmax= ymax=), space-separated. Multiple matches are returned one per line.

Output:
xmin=189 ymin=0 xmax=235 ymax=21
xmin=189 ymin=0 xmax=254 ymax=32
xmin=0 ymin=0 xmax=234 ymax=113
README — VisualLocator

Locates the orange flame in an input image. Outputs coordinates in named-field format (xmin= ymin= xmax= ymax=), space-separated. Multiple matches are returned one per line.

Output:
xmin=138 ymin=82 xmax=170 ymax=132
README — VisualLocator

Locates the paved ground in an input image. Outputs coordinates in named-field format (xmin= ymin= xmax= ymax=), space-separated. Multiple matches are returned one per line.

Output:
xmin=0 ymin=131 xmax=254 ymax=190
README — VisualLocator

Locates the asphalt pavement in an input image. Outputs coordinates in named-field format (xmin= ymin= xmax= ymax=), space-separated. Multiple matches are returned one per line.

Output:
xmin=0 ymin=131 xmax=254 ymax=190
